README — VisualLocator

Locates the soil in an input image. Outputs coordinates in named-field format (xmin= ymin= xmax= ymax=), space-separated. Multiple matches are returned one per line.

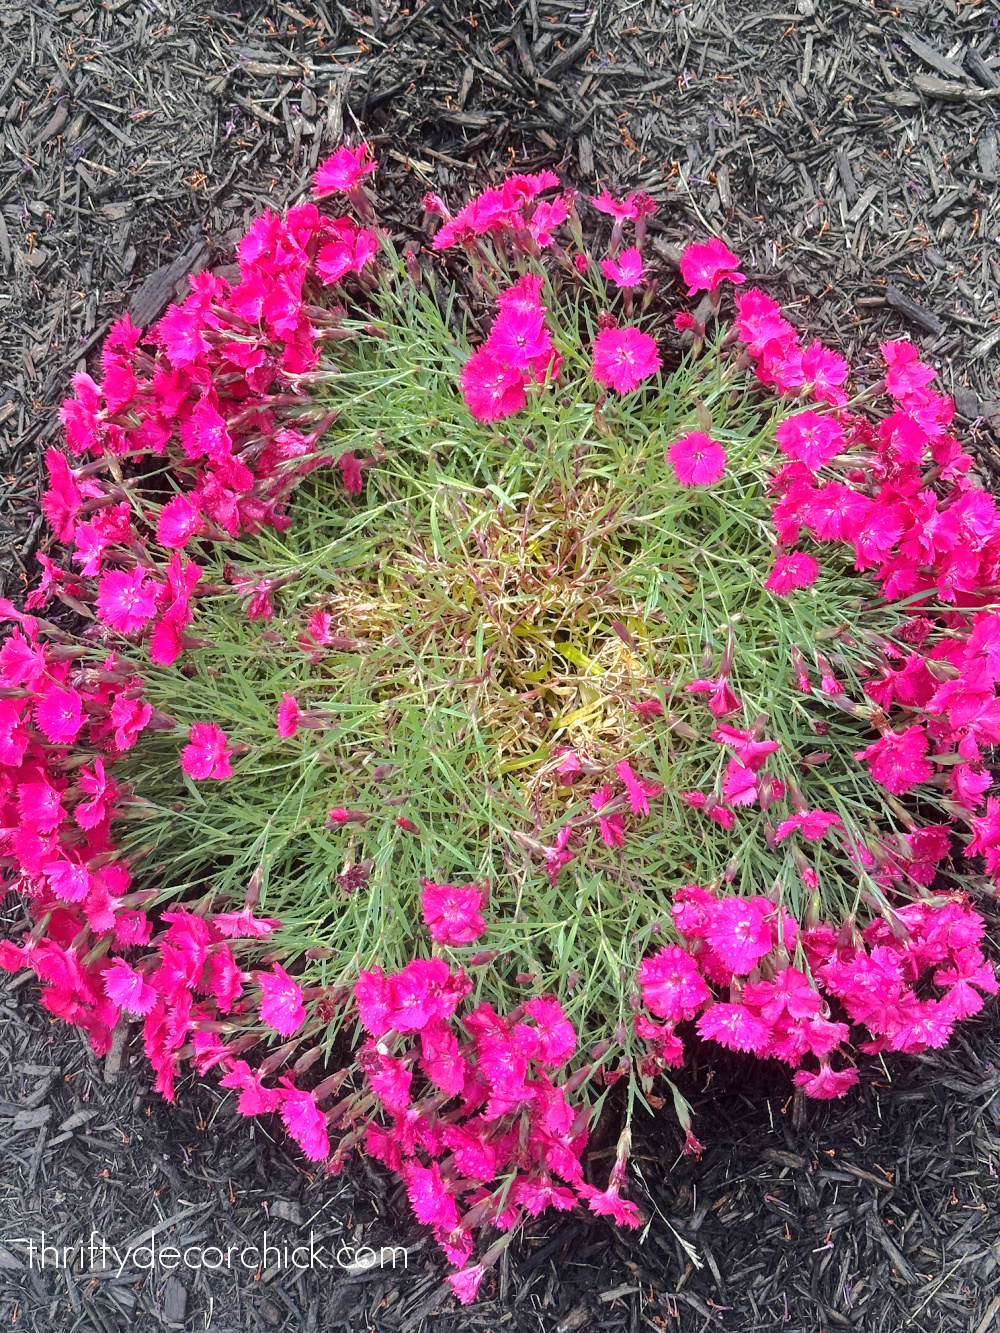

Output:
xmin=2 ymin=0 xmax=1000 ymax=1328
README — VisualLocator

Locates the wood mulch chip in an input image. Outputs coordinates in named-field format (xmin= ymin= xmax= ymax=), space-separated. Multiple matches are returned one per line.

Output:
xmin=2 ymin=0 xmax=1000 ymax=1328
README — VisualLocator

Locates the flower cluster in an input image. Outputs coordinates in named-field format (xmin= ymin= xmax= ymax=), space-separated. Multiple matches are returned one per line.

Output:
xmin=636 ymin=885 xmax=995 ymax=1102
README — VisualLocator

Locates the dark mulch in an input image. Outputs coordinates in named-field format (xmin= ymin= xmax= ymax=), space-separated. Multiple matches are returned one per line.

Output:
xmin=2 ymin=0 xmax=1000 ymax=1328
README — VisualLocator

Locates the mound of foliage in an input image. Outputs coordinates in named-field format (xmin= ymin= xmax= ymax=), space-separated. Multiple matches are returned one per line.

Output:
xmin=1 ymin=143 xmax=997 ymax=1300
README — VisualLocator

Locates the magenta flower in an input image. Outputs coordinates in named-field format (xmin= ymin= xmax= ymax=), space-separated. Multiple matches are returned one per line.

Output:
xmin=486 ymin=306 xmax=553 ymax=371
xmin=418 ymin=1016 xmax=466 ymax=1096
xmin=75 ymin=758 xmax=120 ymax=829
xmin=765 ymin=551 xmax=819 ymax=595
xmin=706 ymin=898 xmax=773 ymax=974
xmin=678 ymin=238 xmax=745 ymax=296
xmin=578 ymin=1181 xmax=642 ymax=1228
xmin=801 ymin=340 xmax=849 ymax=404
xmin=313 ymin=143 xmax=376 ymax=196
xmin=880 ymin=339 xmax=936 ymax=399
xmin=211 ymin=906 xmax=282 ymax=939
xmin=219 ymin=1060 xmax=284 ymax=1116
xmin=460 ymin=348 xmax=526 ymax=422
xmin=722 ymin=757 xmax=759 ymax=806
xmin=41 ymin=449 xmax=83 ymax=543
xmin=258 ymin=963 xmax=306 ymax=1037
xmin=667 ymin=431 xmax=727 ymax=486
xmin=684 ymin=674 xmax=741 ymax=717
xmin=592 ymin=326 xmax=661 ymax=394
xmin=543 ymin=824 xmax=576 ymax=886
xmin=698 ymin=1002 xmax=772 ymax=1053
xmin=591 ymin=188 xmax=639 ymax=221
xmin=95 ymin=567 xmax=160 ymax=634
xmin=278 ymin=1080 xmax=330 ymax=1160
xmin=775 ymin=411 xmax=845 ymax=470
xmin=524 ymin=995 xmax=577 ymax=1065
xmin=180 ymin=722 xmax=234 ymax=781
xmin=446 ymin=1264 xmax=488 ymax=1305
xmin=735 ymin=289 xmax=797 ymax=359
xmin=591 ymin=784 xmax=627 ymax=848
xmin=421 ymin=879 xmax=487 ymax=945
xmin=854 ymin=724 xmax=932 ymax=796
xmin=792 ymin=1062 xmax=859 ymax=1099
xmin=103 ymin=958 xmax=157 ymax=1016
xmin=615 ymin=760 xmax=662 ymax=816
xmin=157 ymin=494 xmax=204 ymax=549
xmin=639 ymin=945 xmax=710 ymax=1023
xmin=600 ymin=246 xmax=646 ymax=288
xmin=276 ymin=692 xmax=301 ymax=738
xmin=403 ymin=1158 xmax=460 ymax=1230
xmin=774 ymin=809 xmax=844 ymax=842
xmin=34 ymin=684 xmax=84 ymax=745
xmin=18 ymin=779 xmax=67 ymax=833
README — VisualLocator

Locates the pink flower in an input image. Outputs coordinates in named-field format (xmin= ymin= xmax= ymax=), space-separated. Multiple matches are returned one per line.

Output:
xmin=497 ymin=273 xmax=545 ymax=314
xmin=881 ymin=340 xmax=936 ymax=399
xmin=722 ymin=757 xmax=759 ymax=806
xmin=96 ymin=567 xmax=160 ymax=634
xmin=277 ymin=693 xmax=301 ymax=738
xmin=337 ymin=450 xmax=365 ymax=494
xmin=460 ymin=348 xmax=526 ymax=422
xmin=600 ymin=246 xmax=645 ymax=288
xmin=667 ymin=431 xmax=727 ymax=486
xmin=103 ymin=958 xmax=157 ymax=1016
xmin=258 ymin=963 xmax=306 ymax=1036
xmin=765 ymin=551 xmax=819 ymax=595
xmin=705 ymin=898 xmax=773 ymax=973
xmin=42 ymin=449 xmax=82 ymax=542
xmin=524 ymin=995 xmax=577 ymax=1065
xmin=774 ymin=809 xmax=843 ymax=842
xmin=735 ymin=289 xmax=797 ymax=359
xmin=418 ymin=1016 xmax=466 ymax=1095
xmin=211 ymin=906 xmax=282 ymax=939
xmin=684 ymin=674 xmax=741 ymax=718
xmin=591 ymin=189 xmax=639 ymax=221
xmin=313 ymin=143 xmax=376 ymax=196
xmin=180 ymin=722 xmax=234 ymax=780
xmin=403 ymin=1158 xmax=460 ymax=1229
xmin=578 ymin=1181 xmax=641 ymax=1227
xmin=279 ymin=1079 xmax=330 ymax=1160
xmin=219 ymin=1060 xmax=284 ymax=1115
xmin=157 ymin=494 xmax=204 ymax=549
xmin=486 ymin=306 xmax=553 ymax=370
xmin=421 ymin=880 xmax=487 ymax=945
xmin=793 ymin=1062 xmax=859 ymax=1099
xmin=801 ymin=341 xmax=849 ymax=404
xmin=34 ymin=684 xmax=84 ymax=745
xmin=388 ymin=957 xmax=471 ymax=1033
xmin=615 ymin=760 xmax=663 ymax=816
xmin=447 ymin=1264 xmax=488 ymax=1305
xmin=591 ymin=785 xmax=626 ymax=848
xmin=75 ymin=758 xmax=120 ymax=829
xmin=854 ymin=724 xmax=932 ymax=796
xmin=543 ymin=824 xmax=576 ymax=886
xmin=18 ymin=779 xmax=66 ymax=833
xmin=774 ymin=411 xmax=845 ymax=470
xmin=697 ymin=1003 xmax=771 ymax=1053
xmin=639 ymin=945 xmax=710 ymax=1022
xmin=678 ymin=238 xmax=745 ymax=295
xmin=592 ymin=326 xmax=661 ymax=393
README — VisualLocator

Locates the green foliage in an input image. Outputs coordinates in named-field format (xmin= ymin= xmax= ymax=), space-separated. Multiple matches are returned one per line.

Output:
xmin=113 ymin=264 xmax=925 ymax=1058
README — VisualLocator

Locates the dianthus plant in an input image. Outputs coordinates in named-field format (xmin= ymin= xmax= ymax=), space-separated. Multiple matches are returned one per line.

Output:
xmin=2 ymin=142 xmax=999 ymax=1301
